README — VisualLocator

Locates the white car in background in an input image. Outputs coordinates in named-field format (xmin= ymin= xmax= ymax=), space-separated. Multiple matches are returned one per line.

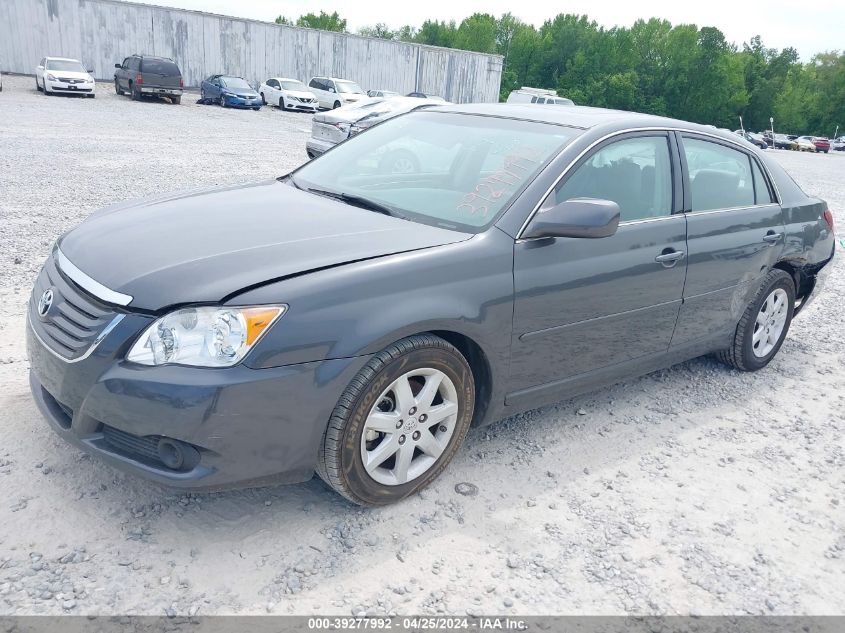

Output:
xmin=259 ymin=77 xmax=318 ymax=112
xmin=306 ymin=96 xmax=447 ymax=160
xmin=35 ymin=57 xmax=96 ymax=97
xmin=794 ymin=136 xmax=817 ymax=152
xmin=307 ymin=76 xmax=367 ymax=110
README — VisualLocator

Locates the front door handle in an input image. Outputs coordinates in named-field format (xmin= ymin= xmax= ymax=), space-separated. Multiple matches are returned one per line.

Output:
xmin=654 ymin=249 xmax=685 ymax=266
xmin=763 ymin=232 xmax=783 ymax=244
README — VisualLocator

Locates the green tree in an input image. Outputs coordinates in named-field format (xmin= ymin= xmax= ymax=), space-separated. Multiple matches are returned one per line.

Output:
xmin=295 ymin=11 xmax=346 ymax=32
xmin=358 ymin=23 xmax=395 ymax=40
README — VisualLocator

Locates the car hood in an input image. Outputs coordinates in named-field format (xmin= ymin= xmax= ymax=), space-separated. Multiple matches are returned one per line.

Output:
xmin=58 ymin=180 xmax=469 ymax=311
xmin=49 ymin=70 xmax=90 ymax=80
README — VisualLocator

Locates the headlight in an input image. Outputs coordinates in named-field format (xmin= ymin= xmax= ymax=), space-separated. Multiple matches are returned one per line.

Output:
xmin=289 ymin=95 xmax=300 ymax=102
xmin=46 ymin=73 xmax=57 ymax=81
xmin=127 ymin=305 xmax=286 ymax=367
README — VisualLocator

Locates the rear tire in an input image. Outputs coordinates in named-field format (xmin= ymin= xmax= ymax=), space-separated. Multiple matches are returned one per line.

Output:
xmin=260 ymin=92 xmax=266 ymax=105
xmin=130 ymin=83 xmax=140 ymax=101
xmin=333 ymin=100 xmax=341 ymax=109
xmin=317 ymin=334 xmax=475 ymax=506
xmin=716 ymin=269 xmax=795 ymax=372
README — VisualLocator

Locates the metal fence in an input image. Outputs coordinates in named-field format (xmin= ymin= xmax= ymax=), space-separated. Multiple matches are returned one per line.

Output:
xmin=0 ymin=0 xmax=504 ymax=102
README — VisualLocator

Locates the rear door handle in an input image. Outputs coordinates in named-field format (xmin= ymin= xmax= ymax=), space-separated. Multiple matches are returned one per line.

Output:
xmin=763 ymin=232 xmax=783 ymax=244
xmin=654 ymin=250 xmax=685 ymax=266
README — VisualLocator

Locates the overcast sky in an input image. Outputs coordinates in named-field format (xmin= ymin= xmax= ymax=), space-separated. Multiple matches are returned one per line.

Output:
xmin=130 ymin=0 xmax=842 ymax=61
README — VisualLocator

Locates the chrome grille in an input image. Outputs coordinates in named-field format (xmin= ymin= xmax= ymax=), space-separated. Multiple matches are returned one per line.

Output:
xmin=29 ymin=254 xmax=117 ymax=360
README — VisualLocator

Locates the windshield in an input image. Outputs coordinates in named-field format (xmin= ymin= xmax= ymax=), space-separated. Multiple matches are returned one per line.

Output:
xmin=281 ymin=80 xmax=306 ymax=91
xmin=292 ymin=111 xmax=576 ymax=233
xmin=336 ymin=81 xmax=364 ymax=94
xmin=221 ymin=77 xmax=252 ymax=91
xmin=46 ymin=60 xmax=86 ymax=72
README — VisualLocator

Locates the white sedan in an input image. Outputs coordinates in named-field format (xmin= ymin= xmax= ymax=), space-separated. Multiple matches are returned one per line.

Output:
xmin=258 ymin=77 xmax=318 ymax=112
xmin=35 ymin=57 xmax=96 ymax=97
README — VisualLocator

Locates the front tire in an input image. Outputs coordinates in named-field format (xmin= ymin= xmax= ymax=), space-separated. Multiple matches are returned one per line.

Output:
xmin=717 ymin=269 xmax=795 ymax=371
xmin=279 ymin=96 xmax=285 ymax=110
xmin=317 ymin=334 xmax=475 ymax=506
xmin=333 ymin=100 xmax=341 ymax=109
xmin=219 ymin=95 xmax=226 ymax=108
xmin=36 ymin=77 xmax=43 ymax=92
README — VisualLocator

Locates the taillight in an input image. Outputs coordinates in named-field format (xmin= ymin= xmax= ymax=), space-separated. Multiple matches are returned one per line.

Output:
xmin=823 ymin=209 xmax=834 ymax=230
xmin=180 ymin=78 xmax=184 ymax=88
xmin=135 ymin=73 xmax=143 ymax=85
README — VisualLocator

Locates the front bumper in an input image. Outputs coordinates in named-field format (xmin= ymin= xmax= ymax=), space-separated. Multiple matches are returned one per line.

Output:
xmin=27 ymin=312 xmax=370 ymax=490
xmin=285 ymin=100 xmax=318 ymax=112
xmin=223 ymin=95 xmax=262 ymax=108
xmin=46 ymin=79 xmax=95 ymax=93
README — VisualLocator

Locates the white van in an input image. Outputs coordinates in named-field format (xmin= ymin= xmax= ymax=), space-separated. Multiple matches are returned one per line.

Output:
xmin=307 ymin=76 xmax=367 ymax=110
xmin=507 ymin=87 xmax=574 ymax=105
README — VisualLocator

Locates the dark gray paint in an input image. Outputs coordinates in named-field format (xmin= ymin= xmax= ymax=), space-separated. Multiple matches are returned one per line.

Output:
xmin=27 ymin=104 xmax=835 ymax=489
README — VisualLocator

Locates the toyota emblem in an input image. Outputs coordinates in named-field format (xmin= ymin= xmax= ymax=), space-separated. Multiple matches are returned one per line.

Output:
xmin=37 ymin=289 xmax=54 ymax=318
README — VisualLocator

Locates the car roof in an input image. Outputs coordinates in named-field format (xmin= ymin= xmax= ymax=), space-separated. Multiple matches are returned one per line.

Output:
xmin=429 ymin=103 xmax=742 ymax=138
xmin=45 ymin=57 xmax=81 ymax=62
xmin=272 ymin=77 xmax=303 ymax=83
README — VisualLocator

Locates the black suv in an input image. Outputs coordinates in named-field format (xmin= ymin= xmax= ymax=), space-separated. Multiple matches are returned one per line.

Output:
xmin=114 ymin=55 xmax=184 ymax=104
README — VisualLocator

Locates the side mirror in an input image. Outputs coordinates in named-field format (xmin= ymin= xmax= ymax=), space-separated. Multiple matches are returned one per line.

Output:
xmin=86 ymin=68 xmax=94 ymax=73
xmin=114 ymin=63 xmax=121 ymax=69
xmin=523 ymin=198 xmax=620 ymax=239
xmin=329 ymin=87 xmax=335 ymax=93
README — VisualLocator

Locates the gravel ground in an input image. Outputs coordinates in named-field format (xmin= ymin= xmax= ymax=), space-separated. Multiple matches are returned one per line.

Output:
xmin=0 ymin=73 xmax=843 ymax=616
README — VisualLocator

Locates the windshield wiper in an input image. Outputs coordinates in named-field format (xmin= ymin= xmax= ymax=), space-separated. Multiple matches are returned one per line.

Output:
xmin=306 ymin=188 xmax=400 ymax=217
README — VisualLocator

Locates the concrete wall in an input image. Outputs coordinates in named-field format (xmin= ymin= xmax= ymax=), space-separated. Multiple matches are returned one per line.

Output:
xmin=0 ymin=0 xmax=503 ymax=102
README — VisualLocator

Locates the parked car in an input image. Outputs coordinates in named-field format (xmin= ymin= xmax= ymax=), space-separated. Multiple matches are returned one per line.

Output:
xmin=307 ymin=77 xmax=366 ymax=110
xmin=368 ymin=89 xmax=399 ymax=98
xmin=832 ymin=137 xmax=845 ymax=151
xmin=26 ymin=105 xmax=835 ymax=506
xmin=201 ymin=75 xmax=262 ymax=110
xmin=35 ymin=57 xmax=96 ymax=97
xmin=114 ymin=55 xmax=182 ymax=103
xmin=507 ymin=87 xmax=574 ymax=105
xmin=305 ymin=96 xmax=445 ymax=159
xmin=794 ymin=136 xmax=817 ymax=152
xmin=765 ymin=133 xmax=796 ymax=150
xmin=811 ymin=137 xmax=830 ymax=153
xmin=734 ymin=130 xmax=768 ymax=149
xmin=259 ymin=77 xmax=317 ymax=112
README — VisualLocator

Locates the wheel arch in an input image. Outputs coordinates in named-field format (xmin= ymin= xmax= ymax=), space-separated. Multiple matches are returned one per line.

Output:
xmin=427 ymin=329 xmax=493 ymax=427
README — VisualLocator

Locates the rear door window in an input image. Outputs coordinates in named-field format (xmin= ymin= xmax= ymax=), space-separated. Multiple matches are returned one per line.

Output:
xmin=552 ymin=135 xmax=673 ymax=222
xmin=682 ymin=137 xmax=754 ymax=212
xmin=141 ymin=58 xmax=181 ymax=76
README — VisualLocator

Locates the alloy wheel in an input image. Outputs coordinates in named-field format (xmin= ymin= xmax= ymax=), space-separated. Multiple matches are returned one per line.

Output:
xmin=752 ymin=288 xmax=788 ymax=357
xmin=360 ymin=368 xmax=459 ymax=486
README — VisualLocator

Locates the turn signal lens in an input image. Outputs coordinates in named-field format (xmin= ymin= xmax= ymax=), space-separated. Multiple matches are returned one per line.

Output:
xmin=244 ymin=307 xmax=284 ymax=345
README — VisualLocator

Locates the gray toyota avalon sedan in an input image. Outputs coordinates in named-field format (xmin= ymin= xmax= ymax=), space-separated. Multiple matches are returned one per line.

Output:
xmin=27 ymin=104 xmax=835 ymax=506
